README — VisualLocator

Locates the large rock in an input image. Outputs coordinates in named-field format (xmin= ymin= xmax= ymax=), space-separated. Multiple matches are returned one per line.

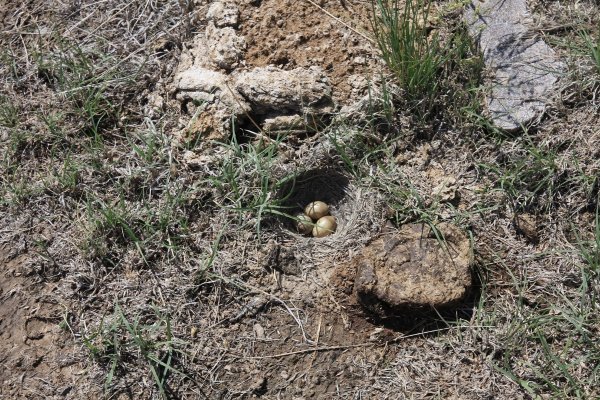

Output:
xmin=465 ymin=0 xmax=563 ymax=132
xmin=234 ymin=66 xmax=335 ymax=116
xmin=353 ymin=223 xmax=472 ymax=315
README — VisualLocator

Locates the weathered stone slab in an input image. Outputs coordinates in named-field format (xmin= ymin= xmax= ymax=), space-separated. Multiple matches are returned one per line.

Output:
xmin=465 ymin=0 xmax=564 ymax=132
xmin=234 ymin=66 xmax=335 ymax=115
xmin=353 ymin=223 xmax=472 ymax=315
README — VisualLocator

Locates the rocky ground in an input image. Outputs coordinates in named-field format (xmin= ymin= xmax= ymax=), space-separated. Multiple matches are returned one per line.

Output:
xmin=1 ymin=0 xmax=599 ymax=399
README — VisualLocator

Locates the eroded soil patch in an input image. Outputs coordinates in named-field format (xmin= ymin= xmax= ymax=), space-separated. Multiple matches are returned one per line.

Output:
xmin=0 ymin=246 xmax=95 ymax=399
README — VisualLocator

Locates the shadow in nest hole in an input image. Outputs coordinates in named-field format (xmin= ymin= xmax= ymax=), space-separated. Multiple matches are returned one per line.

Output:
xmin=275 ymin=167 xmax=351 ymax=234
xmin=232 ymin=112 xmax=328 ymax=145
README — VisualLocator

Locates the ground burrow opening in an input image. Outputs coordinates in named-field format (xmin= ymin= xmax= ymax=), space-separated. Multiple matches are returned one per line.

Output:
xmin=233 ymin=113 xmax=328 ymax=145
xmin=277 ymin=168 xmax=350 ymax=234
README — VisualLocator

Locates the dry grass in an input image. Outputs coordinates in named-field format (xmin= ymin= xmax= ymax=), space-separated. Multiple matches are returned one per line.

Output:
xmin=1 ymin=0 xmax=599 ymax=399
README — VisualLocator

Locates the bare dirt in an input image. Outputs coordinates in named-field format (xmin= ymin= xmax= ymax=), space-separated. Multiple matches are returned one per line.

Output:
xmin=239 ymin=0 xmax=379 ymax=102
xmin=0 ymin=245 xmax=95 ymax=399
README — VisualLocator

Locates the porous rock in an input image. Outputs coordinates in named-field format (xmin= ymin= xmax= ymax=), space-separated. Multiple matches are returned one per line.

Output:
xmin=432 ymin=176 xmax=458 ymax=203
xmin=234 ymin=66 xmax=335 ymax=115
xmin=206 ymin=22 xmax=246 ymax=71
xmin=465 ymin=0 xmax=564 ymax=132
xmin=172 ymin=67 xmax=250 ymax=142
xmin=354 ymin=223 xmax=472 ymax=315
xmin=173 ymin=66 xmax=248 ymax=114
xmin=174 ymin=67 xmax=227 ymax=98
xmin=207 ymin=2 xmax=240 ymax=28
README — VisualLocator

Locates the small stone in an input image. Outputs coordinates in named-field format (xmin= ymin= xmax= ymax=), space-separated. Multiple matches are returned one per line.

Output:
xmin=206 ymin=22 xmax=246 ymax=70
xmin=514 ymin=213 xmax=539 ymax=243
xmin=253 ymin=323 xmax=265 ymax=339
xmin=432 ymin=176 xmax=458 ymax=203
xmin=262 ymin=114 xmax=306 ymax=134
xmin=353 ymin=223 xmax=472 ymax=315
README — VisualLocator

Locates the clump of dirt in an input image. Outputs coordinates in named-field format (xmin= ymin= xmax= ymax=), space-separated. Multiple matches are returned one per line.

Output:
xmin=353 ymin=222 xmax=473 ymax=316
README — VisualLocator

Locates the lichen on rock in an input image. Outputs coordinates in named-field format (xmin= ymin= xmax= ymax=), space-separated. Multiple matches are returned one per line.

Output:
xmin=464 ymin=0 xmax=564 ymax=132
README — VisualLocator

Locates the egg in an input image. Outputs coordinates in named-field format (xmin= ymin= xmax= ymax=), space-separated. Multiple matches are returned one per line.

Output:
xmin=312 ymin=216 xmax=337 ymax=238
xmin=295 ymin=213 xmax=313 ymax=235
xmin=304 ymin=201 xmax=329 ymax=220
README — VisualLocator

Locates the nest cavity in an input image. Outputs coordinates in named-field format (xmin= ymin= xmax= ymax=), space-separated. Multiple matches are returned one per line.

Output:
xmin=274 ymin=167 xmax=385 ymax=261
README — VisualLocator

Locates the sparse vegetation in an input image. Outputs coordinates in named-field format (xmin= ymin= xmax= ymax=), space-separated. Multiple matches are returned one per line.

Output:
xmin=371 ymin=0 xmax=484 ymax=119
xmin=1 ymin=0 xmax=599 ymax=398
xmin=81 ymin=305 xmax=194 ymax=399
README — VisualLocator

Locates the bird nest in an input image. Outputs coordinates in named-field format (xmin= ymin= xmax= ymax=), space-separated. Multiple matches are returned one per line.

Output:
xmin=272 ymin=166 xmax=385 ymax=263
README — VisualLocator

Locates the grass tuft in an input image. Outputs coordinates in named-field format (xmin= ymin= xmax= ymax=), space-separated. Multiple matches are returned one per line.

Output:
xmin=0 ymin=95 xmax=19 ymax=128
xmin=579 ymin=26 xmax=600 ymax=77
xmin=82 ymin=304 xmax=196 ymax=399
xmin=207 ymin=133 xmax=292 ymax=235
xmin=371 ymin=0 xmax=445 ymax=114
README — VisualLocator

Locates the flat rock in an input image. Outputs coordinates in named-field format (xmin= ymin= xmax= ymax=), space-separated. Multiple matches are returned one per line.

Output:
xmin=354 ymin=223 xmax=472 ymax=315
xmin=465 ymin=0 xmax=564 ymax=132
xmin=234 ymin=66 xmax=335 ymax=115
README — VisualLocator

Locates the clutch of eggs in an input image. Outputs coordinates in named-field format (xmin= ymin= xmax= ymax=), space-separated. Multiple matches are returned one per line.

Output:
xmin=295 ymin=201 xmax=336 ymax=237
